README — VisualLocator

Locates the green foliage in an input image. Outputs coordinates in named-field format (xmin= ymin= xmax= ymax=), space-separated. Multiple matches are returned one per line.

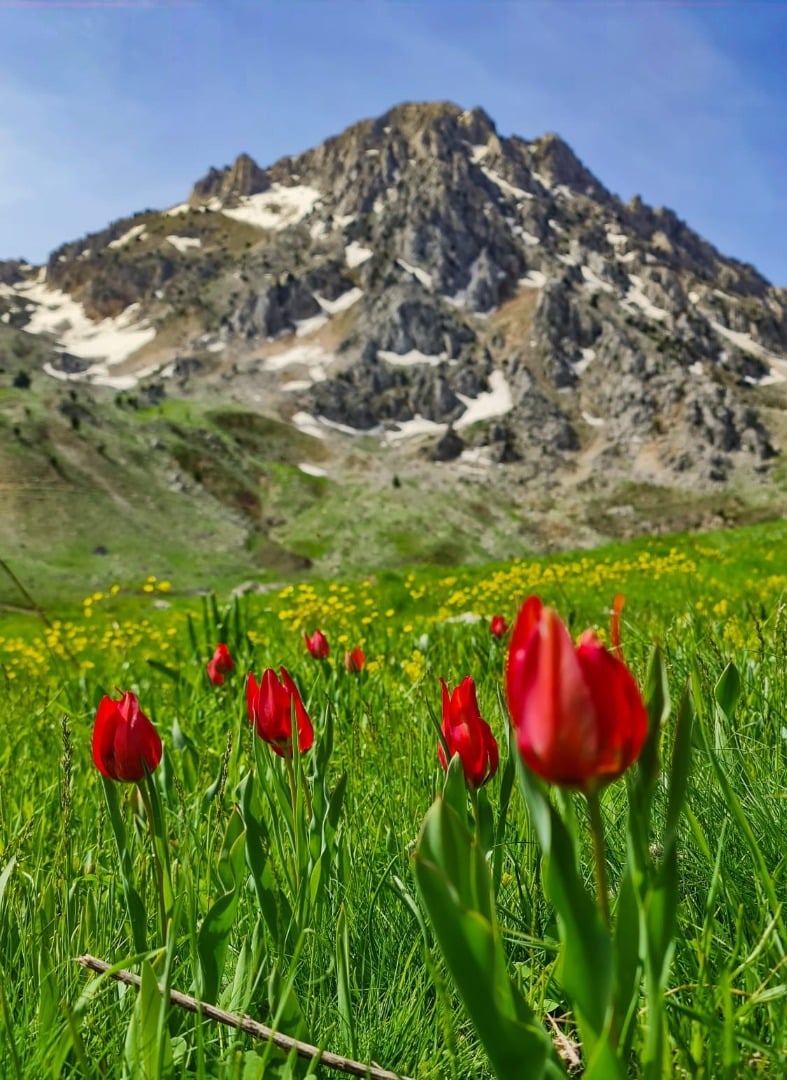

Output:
xmin=0 ymin=522 xmax=785 ymax=1076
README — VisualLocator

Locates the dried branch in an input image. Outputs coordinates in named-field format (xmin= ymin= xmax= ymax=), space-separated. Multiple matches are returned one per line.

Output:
xmin=78 ymin=954 xmax=411 ymax=1080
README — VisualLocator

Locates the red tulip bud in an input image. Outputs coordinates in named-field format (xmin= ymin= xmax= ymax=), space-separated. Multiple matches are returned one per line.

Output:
xmin=344 ymin=647 xmax=365 ymax=673
xmin=506 ymin=596 xmax=647 ymax=793
xmin=246 ymin=666 xmax=314 ymax=756
xmin=303 ymin=629 xmax=330 ymax=660
xmin=490 ymin=614 xmax=509 ymax=639
xmin=92 ymin=691 xmax=162 ymax=783
xmin=438 ymin=676 xmax=499 ymax=789
xmin=207 ymin=643 xmax=234 ymax=685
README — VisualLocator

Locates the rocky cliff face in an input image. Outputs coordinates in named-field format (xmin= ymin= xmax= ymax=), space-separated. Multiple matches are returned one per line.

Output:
xmin=3 ymin=100 xmax=785 ymax=498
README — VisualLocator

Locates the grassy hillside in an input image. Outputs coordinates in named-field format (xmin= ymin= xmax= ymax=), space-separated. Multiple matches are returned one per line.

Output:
xmin=2 ymin=363 xmax=786 ymax=610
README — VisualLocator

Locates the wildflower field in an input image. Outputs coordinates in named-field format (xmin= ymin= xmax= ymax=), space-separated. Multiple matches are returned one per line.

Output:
xmin=1 ymin=519 xmax=785 ymax=1078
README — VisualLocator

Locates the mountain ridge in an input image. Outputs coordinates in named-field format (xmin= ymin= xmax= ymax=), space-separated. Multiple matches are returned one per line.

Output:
xmin=1 ymin=99 xmax=785 ymax=587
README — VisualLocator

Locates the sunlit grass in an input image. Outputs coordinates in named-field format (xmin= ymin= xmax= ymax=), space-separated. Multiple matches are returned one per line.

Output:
xmin=0 ymin=518 xmax=785 ymax=1077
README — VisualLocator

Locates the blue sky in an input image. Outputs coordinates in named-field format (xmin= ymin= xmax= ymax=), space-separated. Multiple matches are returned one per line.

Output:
xmin=0 ymin=0 xmax=785 ymax=284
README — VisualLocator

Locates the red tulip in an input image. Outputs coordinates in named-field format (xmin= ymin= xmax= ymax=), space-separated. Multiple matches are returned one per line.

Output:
xmin=92 ymin=691 xmax=163 ymax=783
xmin=490 ymin=614 xmax=508 ymax=639
xmin=344 ymin=647 xmax=365 ymax=673
xmin=438 ymin=676 xmax=499 ymax=789
xmin=246 ymin=666 xmax=314 ymax=756
xmin=207 ymin=643 xmax=234 ymax=685
xmin=506 ymin=596 xmax=647 ymax=793
xmin=303 ymin=629 xmax=329 ymax=660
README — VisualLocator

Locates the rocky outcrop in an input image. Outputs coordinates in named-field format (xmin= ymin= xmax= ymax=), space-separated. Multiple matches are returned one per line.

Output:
xmin=190 ymin=152 xmax=270 ymax=205
xmin=432 ymin=425 xmax=464 ymax=461
xmin=0 ymin=260 xmax=25 ymax=286
xmin=229 ymin=278 xmax=321 ymax=340
xmin=310 ymin=354 xmax=481 ymax=430
xmin=355 ymin=281 xmax=476 ymax=359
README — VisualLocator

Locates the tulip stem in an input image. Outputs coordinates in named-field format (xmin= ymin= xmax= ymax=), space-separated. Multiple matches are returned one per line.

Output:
xmin=284 ymin=752 xmax=301 ymax=872
xmin=298 ymin=761 xmax=313 ymax=823
xmin=138 ymin=780 xmax=169 ymax=946
xmin=586 ymin=790 xmax=610 ymax=927
xmin=468 ymin=786 xmax=480 ymax=843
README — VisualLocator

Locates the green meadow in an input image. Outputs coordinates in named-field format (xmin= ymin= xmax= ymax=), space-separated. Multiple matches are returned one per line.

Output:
xmin=1 ymin=518 xmax=785 ymax=1077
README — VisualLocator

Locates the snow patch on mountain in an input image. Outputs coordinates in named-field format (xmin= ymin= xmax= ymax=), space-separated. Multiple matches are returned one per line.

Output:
xmin=166 ymin=235 xmax=202 ymax=253
xmin=222 ymin=183 xmax=322 ymax=231
xmin=712 ymin=322 xmax=787 ymax=384
xmin=294 ymin=314 xmax=329 ymax=337
xmin=519 ymin=270 xmax=547 ymax=289
xmin=378 ymin=348 xmax=446 ymax=367
xmin=455 ymin=369 xmax=513 ymax=428
xmin=17 ymin=282 xmax=156 ymax=369
xmin=480 ymin=168 xmax=534 ymax=201
xmin=345 ymin=241 xmax=374 ymax=268
xmin=397 ymin=258 xmax=433 ymax=290
xmin=316 ymin=287 xmax=363 ymax=315
xmin=624 ymin=275 xmax=670 ymax=321
xmin=574 ymin=348 xmax=596 ymax=375
xmin=383 ymin=415 xmax=446 ymax=442
xmin=263 ymin=342 xmax=332 ymax=374
xmin=108 ymin=224 xmax=146 ymax=249
xmin=581 ymin=265 xmax=614 ymax=294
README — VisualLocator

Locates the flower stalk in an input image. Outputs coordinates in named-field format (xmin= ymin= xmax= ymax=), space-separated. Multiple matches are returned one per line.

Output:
xmin=586 ymin=789 xmax=610 ymax=927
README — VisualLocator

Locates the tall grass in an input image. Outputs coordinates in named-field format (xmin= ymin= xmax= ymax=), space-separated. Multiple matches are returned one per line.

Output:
xmin=0 ymin=520 xmax=785 ymax=1077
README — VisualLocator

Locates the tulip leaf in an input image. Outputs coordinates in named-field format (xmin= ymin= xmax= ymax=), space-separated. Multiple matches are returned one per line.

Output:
xmin=639 ymin=683 xmax=694 ymax=1077
xmin=124 ymin=959 xmax=173 ymax=1079
xmin=664 ymin=683 xmax=694 ymax=853
xmin=640 ymin=644 xmax=670 ymax=797
xmin=239 ymin=772 xmax=290 ymax=947
xmin=198 ymin=827 xmax=247 ymax=1004
xmin=37 ymin=944 xmax=59 ymax=1056
xmin=226 ymin=939 xmax=252 ymax=1015
xmin=476 ymin=786 xmax=495 ymax=859
xmin=612 ymin=862 xmax=641 ymax=1057
xmin=186 ymin=612 xmax=201 ymax=658
xmin=217 ymin=807 xmax=246 ymax=894
xmin=101 ymin=777 xmax=148 ymax=955
xmin=326 ymin=770 xmax=347 ymax=832
xmin=583 ymin=1037 xmax=629 ymax=1080
xmin=518 ymin=764 xmax=613 ymax=1050
xmin=314 ymin=700 xmax=334 ymax=774
xmin=442 ymin=751 xmax=469 ymax=819
xmin=493 ymin=724 xmax=516 ymax=895
xmin=413 ymin=797 xmax=557 ymax=1080
xmin=714 ymin=661 xmax=741 ymax=721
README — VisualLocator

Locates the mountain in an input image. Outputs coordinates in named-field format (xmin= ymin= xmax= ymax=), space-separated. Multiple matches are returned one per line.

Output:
xmin=1 ymin=101 xmax=785 ymax=592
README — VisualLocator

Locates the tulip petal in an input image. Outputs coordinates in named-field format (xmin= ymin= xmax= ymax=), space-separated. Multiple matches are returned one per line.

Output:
xmin=92 ymin=695 xmax=118 ymax=779
xmin=258 ymin=668 xmax=290 ymax=749
xmin=510 ymin=604 xmax=600 ymax=787
xmin=575 ymin=636 xmax=648 ymax=781
xmin=246 ymin=672 xmax=260 ymax=726
xmin=279 ymin=667 xmax=314 ymax=753
xmin=92 ymin=692 xmax=161 ymax=782
xmin=506 ymin=596 xmax=544 ymax=725
xmin=439 ymin=675 xmax=498 ymax=788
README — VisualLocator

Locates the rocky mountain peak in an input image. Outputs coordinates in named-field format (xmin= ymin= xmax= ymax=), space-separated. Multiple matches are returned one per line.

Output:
xmin=190 ymin=151 xmax=269 ymax=206
xmin=525 ymin=131 xmax=609 ymax=200
xmin=3 ymin=99 xmax=785 ymax=519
